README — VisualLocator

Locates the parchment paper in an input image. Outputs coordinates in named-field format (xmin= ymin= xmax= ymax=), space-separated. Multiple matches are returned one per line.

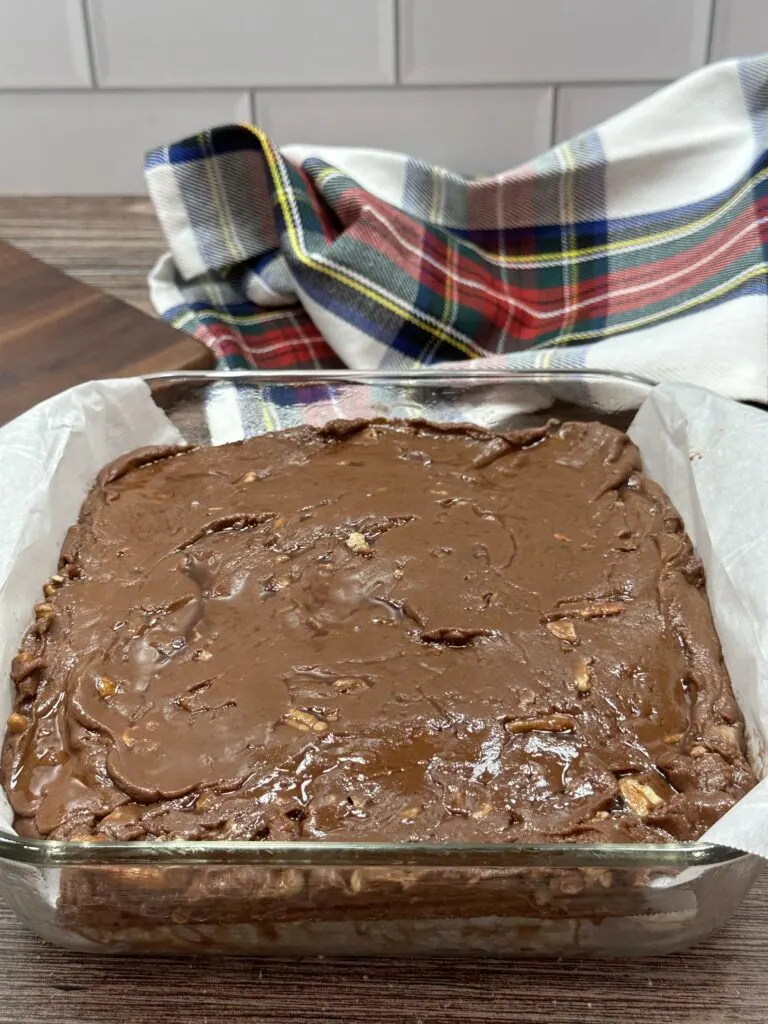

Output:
xmin=0 ymin=376 xmax=766 ymax=857
xmin=629 ymin=383 xmax=768 ymax=857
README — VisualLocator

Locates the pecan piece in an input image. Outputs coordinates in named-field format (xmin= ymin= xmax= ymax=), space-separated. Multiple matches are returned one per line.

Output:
xmin=546 ymin=620 xmax=578 ymax=643
xmin=34 ymin=602 xmax=55 ymax=636
xmin=574 ymin=656 xmax=593 ymax=693
xmin=705 ymin=723 xmax=743 ymax=759
xmin=95 ymin=676 xmax=117 ymax=697
xmin=471 ymin=802 xmax=493 ymax=820
xmin=345 ymin=532 xmax=371 ymax=555
xmin=6 ymin=713 xmax=26 ymax=734
xmin=283 ymin=708 xmax=329 ymax=734
xmin=10 ymin=652 xmax=45 ymax=684
xmin=333 ymin=677 xmax=370 ymax=694
xmin=545 ymin=600 xmax=626 ymax=621
xmin=618 ymin=776 xmax=665 ymax=817
xmin=505 ymin=714 xmax=576 ymax=735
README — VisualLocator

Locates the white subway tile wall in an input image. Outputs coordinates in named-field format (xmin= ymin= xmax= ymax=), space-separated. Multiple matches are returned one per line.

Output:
xmin=87 ymin=0 xmax=395 ymax=88
xmin=710 ymin=0 xmax=768 ymax=61
xmin=0 ymin=0 xmax=91 ymax=88
xmin=257 ymin=88 xmax=553 ymax=175
xmin=399 ymin=0 xmax=711 ymax=84
xmin=0 ymin=93 xmax=252 ymax=193
xmin=0 ymin=0 xmax=765 ymax=193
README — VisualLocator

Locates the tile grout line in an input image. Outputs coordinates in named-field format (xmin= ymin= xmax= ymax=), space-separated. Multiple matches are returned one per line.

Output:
xmin=549 ymin=86 xmax=559 ymax=148
xmin=393 ymin=0 xmax=401 ymax=85
xmin=79 ymin=0 xmax=99 ymax=89
xmin=705 ymin=0 xmax=718 ymax=62
xmin=0 ymin=81 xmax=672 ymax=96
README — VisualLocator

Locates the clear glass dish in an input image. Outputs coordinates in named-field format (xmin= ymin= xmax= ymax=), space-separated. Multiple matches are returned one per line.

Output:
xmin=0 ymin=369 xmax=760 ymax=958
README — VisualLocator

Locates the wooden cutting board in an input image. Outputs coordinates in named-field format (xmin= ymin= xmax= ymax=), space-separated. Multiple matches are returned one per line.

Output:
xmin=0 ymin=239 xmax=213 ymax=425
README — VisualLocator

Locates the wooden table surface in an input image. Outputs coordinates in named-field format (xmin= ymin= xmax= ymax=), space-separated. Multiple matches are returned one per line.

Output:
xmin=0 ymin=198 xmax=214 ymax=423
xmin=0 ymin=198 xmax=766 ymax=1024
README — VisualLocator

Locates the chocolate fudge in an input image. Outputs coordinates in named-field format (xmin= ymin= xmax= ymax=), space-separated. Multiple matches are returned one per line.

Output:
xmin=1 ymin=418 xmax=756 ymax=845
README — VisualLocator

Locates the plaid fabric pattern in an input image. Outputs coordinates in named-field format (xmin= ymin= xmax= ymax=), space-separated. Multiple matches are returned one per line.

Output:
xmin=146 ymin=58 xmax=768 ymax=403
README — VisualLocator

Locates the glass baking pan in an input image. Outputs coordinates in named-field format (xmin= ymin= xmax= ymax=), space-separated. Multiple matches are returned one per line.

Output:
xmin=0 ymin=369 xmax=760 ymax=958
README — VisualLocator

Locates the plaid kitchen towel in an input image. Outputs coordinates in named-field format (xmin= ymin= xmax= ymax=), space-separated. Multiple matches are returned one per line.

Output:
xmin=146 ymin=57 xmax=768 ymax=404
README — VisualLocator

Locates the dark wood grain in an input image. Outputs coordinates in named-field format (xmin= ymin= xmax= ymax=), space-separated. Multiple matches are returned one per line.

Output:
xmin=0 ymin=240 xmax=213 ymax=424
xmin=0 ymin=871 xmax=766 ymax=1024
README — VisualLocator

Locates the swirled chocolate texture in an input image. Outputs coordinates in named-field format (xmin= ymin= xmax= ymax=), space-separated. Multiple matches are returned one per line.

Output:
xmin=1 ymin=419 xmax=756 ymax=843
